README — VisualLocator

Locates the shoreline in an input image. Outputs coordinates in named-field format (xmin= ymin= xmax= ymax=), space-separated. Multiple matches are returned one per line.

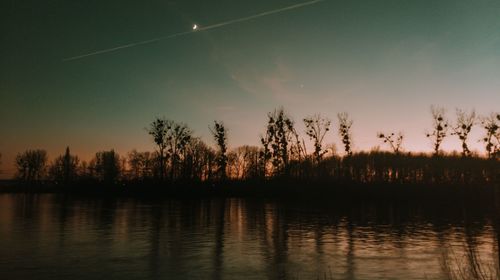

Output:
xmin=1 ymin=180 xmax=499 ymax=204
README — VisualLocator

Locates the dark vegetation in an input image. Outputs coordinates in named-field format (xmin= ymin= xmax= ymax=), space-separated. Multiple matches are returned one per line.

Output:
xmin=2 ymin=106 xmax=499 ymax=197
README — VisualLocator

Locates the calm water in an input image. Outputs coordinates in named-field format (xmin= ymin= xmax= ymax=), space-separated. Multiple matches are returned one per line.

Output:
xmin=0 ymin=193 xmax=499 ymax=280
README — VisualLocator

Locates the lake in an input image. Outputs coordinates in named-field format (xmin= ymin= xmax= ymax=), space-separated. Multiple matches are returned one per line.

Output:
xmin=0 ymin=193 xmax=499 ymax=279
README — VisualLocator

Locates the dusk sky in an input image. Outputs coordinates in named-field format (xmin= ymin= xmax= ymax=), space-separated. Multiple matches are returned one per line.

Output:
xmin=1 ymin=0 xmax=499 ymax=178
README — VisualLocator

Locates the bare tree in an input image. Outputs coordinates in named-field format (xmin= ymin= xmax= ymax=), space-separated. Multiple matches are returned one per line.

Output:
xmin=480 ymin=113 xmax=500 ymax=159
xmin=377 ymin=132 xmax=404 ymax=154
xmin=15 ymin=149 xmax=48 ymax=183
xmin=337 ymin=112 xmax=353 ymax=156
xmin=304 ymin=114 xmax=331 ymax=164
xmin=210 ymin=121 xmax=228 ymax=180
xmin=426 ymin=106 xmax=448 ymax=156
xmin=148 ymin=118 xmax=193 ymax=181
xmin=260 ymin=108 xmax=297 ymax=177
xmin=228 ymin=145 xmax=262 ymax=180
xmin=167 ymin=122 xmax=192 ymax=181
xmin=451 ymin=109 xmax=476 ymax=157
xmin=148 ymin=117 xmax=171 ymax=180
xmin=184 ymin=138 xmax=216 ymax=181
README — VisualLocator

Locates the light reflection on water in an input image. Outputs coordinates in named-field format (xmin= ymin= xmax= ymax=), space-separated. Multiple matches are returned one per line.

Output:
xmin=0 ymin=193 xmax=499 ymax=279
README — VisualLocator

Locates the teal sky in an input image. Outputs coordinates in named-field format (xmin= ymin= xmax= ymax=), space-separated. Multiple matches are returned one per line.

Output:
xmin=1 ymin=0 xmax=499 ymax=177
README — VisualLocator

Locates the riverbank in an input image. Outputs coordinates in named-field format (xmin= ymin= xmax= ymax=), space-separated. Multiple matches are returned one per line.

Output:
xmin=1 ymin=180 xmax=499 ymax=205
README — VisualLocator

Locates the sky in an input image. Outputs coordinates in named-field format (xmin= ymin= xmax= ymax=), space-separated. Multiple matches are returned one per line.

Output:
xmin=1 ymin=0 xmax=499 ymax=178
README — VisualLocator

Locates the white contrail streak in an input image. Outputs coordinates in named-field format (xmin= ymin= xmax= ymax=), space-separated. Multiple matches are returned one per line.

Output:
xmin=63 ymin=0 xmax=325 ymax=61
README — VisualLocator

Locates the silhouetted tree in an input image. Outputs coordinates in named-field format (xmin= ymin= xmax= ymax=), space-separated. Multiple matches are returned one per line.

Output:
xmin=128 ymin=150 xmax=143 ymax=180
xmin=304 ymin=114 xmax=331 ymax=164
xmin=148 ymin=118 xmax=171 ymax=180
xmin=210 ymin=121 xmax=228 ymax=180
xmin=148 ymin=118 xmax=193 ymax=181
xmin=451 ymin=109 xmax=476 ymax=157
xmin=167 ymin=122 xmax=192 ymax=181
xmin=426 ymin=106 xmax=448 ymax=156
xmin=246 ymin=145 xmax=264 ymax=179
xmin=127 ymin=150 xmax=154 ymax=180
xmin=260 ymin=108 xmax=297 ymax=177
xmin=480 ymin=113 xmax=500 ymax=159
xmin=227 ymin=149 xmax=242 ymax=180
xmin=184 ymin=138 xmax=216 ymax=181
xmin=15 ymin=149 xmax=47 ymax=183
xmin=91 ymin=150 xmax=121 ymax=184
xmin=337 ymin=112 xmax=353 ymax=156
xmin=48 ymin=147 xmax=79 ymax=184
xmin=78 ymin=161 xmax=90 ymax=180
xmin=377 ymin=132 xmax=404 ymax=154
xmin=228 ymin=145 xmax=262 ymax=180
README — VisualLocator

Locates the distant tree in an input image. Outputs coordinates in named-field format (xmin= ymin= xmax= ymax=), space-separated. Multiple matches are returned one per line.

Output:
xmin=451 ymin=109 xmax=476 ymax=157
xmin=377 ymin=132 xmax=404 ymax=154
xmin=184 ymin=138 xmax=216 ymax=181
xmin=127 ymin=150 xmax=143 ymax=180
xmin=426 ymin=106 xmax=448 ymax=156
xmin=91 ymin=150 xmax=121 ymax=184
xmin=48 ymin=147 xmax=79 ymax=184
xmin=210 ymin=121 xmax=228 ymax=180
xmin=228 ymin=145 xmax=262 ymax=180
xmin=304 ymin=114 xmax=331 ymax=164
xmin=246 ymin=146 xmax=264 ymax=179
xmin=480 ymin=113 xmax=500 ymax=159
xmin=148 ymin=117 xmax=171 ymax=180
xmin=78 ymin=160 xmax=92 ymax=181
xmin=337 ymin=112 xmax=353 ymax=156
xmin=15 ymin=149 xmax=48 ymax=183
xmin=260 ymin=108 xmax=297 ymax=177
xmin=127 ymin=150 xmax=154 ymax=180
xmin=227 ymin=150 xmax=240 ymax=179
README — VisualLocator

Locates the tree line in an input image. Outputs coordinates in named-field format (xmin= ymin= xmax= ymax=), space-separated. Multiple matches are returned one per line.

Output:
xmin=10 ymin=106 xmax=499 ymax=186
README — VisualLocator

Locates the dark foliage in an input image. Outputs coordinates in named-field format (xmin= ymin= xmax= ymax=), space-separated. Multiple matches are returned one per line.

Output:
xmin=90 ymin=150 xmax=121 ymax=184
xmin=48 ymin=147 xmax=79 ymax=184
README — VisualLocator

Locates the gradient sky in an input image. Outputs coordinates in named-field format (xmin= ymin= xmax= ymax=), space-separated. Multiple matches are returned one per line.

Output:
xmin=1 ymin=0 xmax=499 ymax=178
